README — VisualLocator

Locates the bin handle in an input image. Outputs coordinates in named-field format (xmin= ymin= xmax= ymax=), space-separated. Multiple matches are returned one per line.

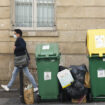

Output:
xmin=49 ymin=53 xmax=56 ymax=56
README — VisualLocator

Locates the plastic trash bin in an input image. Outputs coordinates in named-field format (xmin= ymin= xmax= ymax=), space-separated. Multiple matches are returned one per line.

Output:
xmin=89 ymin=55 xmax=105 ymax=101
xmin=87 ymin=29 xmax=105 ymax=101
xmin=35 ymin=43 xmax=60 ymax=100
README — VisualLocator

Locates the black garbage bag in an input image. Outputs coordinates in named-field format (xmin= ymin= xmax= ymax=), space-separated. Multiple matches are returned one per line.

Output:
xmin=59 ymin=66 xmax=68 ymax=71
xmin=64 ymin=64 xmax=88 ymax=99
xmin=75 ymin=73 xmax=86 ymax=83
xmin=70 ymin=64 xmax=88 ymax=83
xmin=65 ymin=81 xmax=87 ymax=99
xmin=59 ymin=65 xmax=88 ymax=100
xmin=73 ymin=80 xmax=83 ymax=89
xmin=70 ymin=64 xmax=87 ymax=74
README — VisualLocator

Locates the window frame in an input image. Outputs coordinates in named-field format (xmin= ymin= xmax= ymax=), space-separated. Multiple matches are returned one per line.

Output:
xmin=12 ymin=0 xmax=56 ymax=31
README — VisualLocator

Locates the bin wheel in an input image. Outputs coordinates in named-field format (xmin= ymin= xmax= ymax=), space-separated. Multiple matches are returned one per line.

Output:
xmin=88 ymin=93 xmax=92 ymax=102
xmin=36 ymin=95 xmax=40 ymax=103
xmin=59 ymin=93 xmax=63 ymax=102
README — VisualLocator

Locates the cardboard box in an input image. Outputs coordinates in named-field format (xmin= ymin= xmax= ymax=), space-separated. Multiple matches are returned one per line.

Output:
xmin=72 ymin=96 xmax=87 ymax=104
xmin=57 ymin=69 xmax=74 ymax=88
xmin=84 ymin=72 xmax=91 ymax=88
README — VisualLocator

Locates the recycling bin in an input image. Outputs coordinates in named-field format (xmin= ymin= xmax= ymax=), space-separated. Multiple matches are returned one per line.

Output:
xmin=87 ymin=29 xmax=105 ymax=101
xmin=35 ymin=43 xmax=60 ymax=100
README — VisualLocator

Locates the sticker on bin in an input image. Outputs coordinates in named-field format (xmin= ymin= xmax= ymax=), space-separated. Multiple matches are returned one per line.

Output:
xmin=97 ymin=70 xmax=105 ymax=78
xmin=44 ymin=72 xmax=51 ymax=80
xmin=57 ymin=69 xmax=74 ymax=88
xmin=103 ymin=58 xmax=105 ymax=62
xmin=42 ymin=45 xmax=50 ymax=50
xmin=95 ymin=35 xmax=105 ymax=48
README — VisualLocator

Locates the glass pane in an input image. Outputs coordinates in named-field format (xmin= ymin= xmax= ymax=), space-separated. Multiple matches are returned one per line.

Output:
xmin=37 ymin=1 xmax=55 ymax=27
xmin=38 ymin=0 xmax=54 ymax=3
xmin=15 ymin=0 xmax=33 ymax=27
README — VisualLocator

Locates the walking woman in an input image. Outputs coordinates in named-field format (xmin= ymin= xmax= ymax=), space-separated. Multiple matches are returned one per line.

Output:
xmin=1 ymin=29 xmax=38 ymax=92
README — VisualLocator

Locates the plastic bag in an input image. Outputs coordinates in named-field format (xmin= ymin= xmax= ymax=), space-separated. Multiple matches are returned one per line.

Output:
xmin=66 ymin=64 xmax=88 ymax=99
xmin=59 ymin=65 xmax=88 ymax=100
xmin=75 ymin=73 xmax=85 ymax=83
xmin=59 ymin=66 xmax=68 ymax=71
xmin=70 ymin=64 xmax=87 ymax=83
xmin=73 ymin=80 xmax=84 ymax=89
xmin=70 ymin=64 xmax=87 ymax=74
xmin=65 ymin=82 xmax=87 ymax=99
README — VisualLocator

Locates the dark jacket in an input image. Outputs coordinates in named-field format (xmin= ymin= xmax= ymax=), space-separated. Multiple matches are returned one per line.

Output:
xmin=14 ymin=37 xmax=26 ymax=56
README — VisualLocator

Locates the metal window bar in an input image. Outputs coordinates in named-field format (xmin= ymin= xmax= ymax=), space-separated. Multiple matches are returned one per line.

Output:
xmin=37 ymin=0 xmax=55 ymax=28
xmin=15 ymin=0 xmax=55 ymax=29
xmin=15 ymin=0 xmax=33 ymax=28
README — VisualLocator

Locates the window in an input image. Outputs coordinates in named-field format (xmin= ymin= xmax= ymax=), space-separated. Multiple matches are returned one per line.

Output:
xmin=14 ymin=0 xmax=55 ymax=30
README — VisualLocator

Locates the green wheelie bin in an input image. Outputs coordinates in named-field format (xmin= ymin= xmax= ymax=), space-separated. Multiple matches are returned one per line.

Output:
xmin=87 ymin=29 xmax=105 ymax=101
xmin=89 ymin=55 xmax=105 ymax=101
xmin=35 ymin=43 xmax=60 ymax=100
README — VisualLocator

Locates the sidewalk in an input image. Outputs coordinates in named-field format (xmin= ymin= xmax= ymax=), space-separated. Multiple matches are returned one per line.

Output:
xmin=0 ymin=89 xmax=105 ymax=105
xmin=0 ymin=98 xmax=105 ymax=105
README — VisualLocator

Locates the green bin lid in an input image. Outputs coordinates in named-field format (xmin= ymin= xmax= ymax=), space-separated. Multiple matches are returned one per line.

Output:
xmin=35 ymin=43 xmax=60 ymax=58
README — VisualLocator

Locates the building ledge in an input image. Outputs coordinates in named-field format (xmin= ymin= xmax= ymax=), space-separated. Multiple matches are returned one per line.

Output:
xmin=10 ymin=30 xmax=59 ymax=37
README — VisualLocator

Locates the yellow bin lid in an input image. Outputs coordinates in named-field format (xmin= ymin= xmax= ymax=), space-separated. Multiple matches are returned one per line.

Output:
xmin=87 ymin=29 xmax=105 ymax=57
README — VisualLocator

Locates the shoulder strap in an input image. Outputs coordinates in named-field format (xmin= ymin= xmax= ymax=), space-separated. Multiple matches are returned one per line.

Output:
xmin=26 ymin=49 xmax=30 ymax=60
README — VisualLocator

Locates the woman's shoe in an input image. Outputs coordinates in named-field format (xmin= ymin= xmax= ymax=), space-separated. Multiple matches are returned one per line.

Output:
xmin=1 ymin=85 xmax=10 ymax=92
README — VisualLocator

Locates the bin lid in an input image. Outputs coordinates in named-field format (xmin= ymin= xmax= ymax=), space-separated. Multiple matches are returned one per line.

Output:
xmin=87 ymin=29 xmax=105 ymax=57
xmin=35 ymin=43 xmax=60 ymax=58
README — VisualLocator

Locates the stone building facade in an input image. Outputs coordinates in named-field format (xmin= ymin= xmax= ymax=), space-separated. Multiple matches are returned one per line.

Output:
xmin=0 ymin=0 xmax=105 ymax=83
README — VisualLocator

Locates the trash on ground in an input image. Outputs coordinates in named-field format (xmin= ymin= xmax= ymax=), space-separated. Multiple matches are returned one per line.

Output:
xmin=84 ymin=72 xmax=90 ymax=88
xmin=57 ymin=69 xmax=74 ymax=88
xmin=72 ymin=95 xmax=87 ymax=104
xmin=69 ymin=64 xmax=87 ymax=84
xmin=24 ymin=84 xmax=34 ymax=104
xmin=58 ymin=64 xmax=89 ymax=102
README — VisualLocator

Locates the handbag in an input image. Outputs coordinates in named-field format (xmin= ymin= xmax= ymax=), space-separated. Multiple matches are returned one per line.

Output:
xmin=14 ymin=49 xmax=30 ymax=67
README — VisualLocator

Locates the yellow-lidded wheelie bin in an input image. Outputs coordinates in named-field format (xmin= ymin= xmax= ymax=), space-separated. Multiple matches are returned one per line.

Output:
xmin=35 ymin=43 xmax=60 ymax=100
xmin=87 ymin=29 xmax=105 ymax=101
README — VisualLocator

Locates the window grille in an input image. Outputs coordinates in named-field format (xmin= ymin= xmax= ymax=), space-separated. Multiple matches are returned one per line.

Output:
xmin=15 ymin=0 xmax=55 ymax=29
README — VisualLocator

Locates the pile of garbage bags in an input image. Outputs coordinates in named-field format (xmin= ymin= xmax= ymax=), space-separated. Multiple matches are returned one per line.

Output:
xmin=59 ymin=64 xmax=88 ymax=100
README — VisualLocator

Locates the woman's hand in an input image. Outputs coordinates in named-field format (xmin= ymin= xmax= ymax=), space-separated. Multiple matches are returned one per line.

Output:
xmin=14 ymin=46 xmax=16 ymax=50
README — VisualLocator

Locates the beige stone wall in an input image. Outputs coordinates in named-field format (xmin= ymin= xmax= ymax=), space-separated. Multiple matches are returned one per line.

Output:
xmin=0 ymin=0 xmax=105 ymax=82
xmin=0 ymin=0 xmax=11 ymax=82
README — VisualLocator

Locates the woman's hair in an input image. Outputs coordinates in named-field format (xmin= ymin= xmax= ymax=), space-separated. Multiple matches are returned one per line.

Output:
xmin=14 ymin=29 xmax=22 ymax=37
